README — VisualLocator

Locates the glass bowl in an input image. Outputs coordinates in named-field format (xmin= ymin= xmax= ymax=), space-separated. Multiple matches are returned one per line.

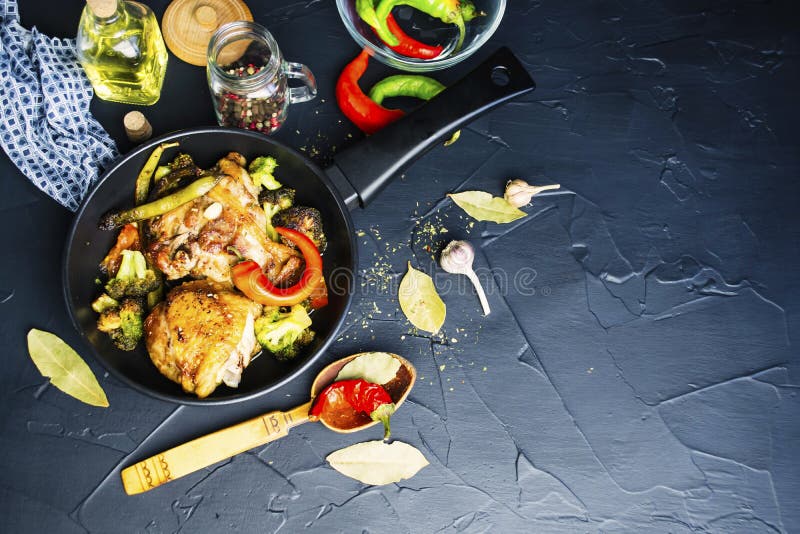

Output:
xmin=335 ymin=0 xmax=506 ymax=72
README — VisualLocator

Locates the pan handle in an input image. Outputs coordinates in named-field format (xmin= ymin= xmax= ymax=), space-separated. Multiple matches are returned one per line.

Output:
xmin=328 ymin=47 xmax=535 ymax=210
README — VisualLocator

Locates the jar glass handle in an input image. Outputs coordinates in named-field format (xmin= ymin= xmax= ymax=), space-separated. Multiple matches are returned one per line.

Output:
xmin=283 ymin=61 xmax=317 ymax=104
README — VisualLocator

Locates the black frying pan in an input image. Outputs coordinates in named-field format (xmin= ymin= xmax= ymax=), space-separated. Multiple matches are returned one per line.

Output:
xmin=63 ymin=47 xmax=535 ymax=405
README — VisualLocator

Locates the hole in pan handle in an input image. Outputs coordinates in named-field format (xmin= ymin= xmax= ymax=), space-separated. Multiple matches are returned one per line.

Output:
xmin=328 ymin=47 xmax=536 ymax=210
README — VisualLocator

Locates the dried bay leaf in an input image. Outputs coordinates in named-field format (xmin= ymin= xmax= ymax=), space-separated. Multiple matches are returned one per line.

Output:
xmin=399 ymin=262 xmax=446 ymax=334
xmin=327 ymin=440 xmax=429 ymax=485
xmin=336 ymin=352 xmax=401 ymax=385
xmin=448 ymin=190 xmax=527 ymax=223
xmin=27 ymin=329 xmax=109 ymax=407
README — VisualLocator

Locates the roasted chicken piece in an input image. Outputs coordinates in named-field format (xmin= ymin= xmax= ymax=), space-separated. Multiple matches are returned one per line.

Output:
xmin=143 ymin=153 xmax=301 ymax=285
xmin=144 ymin=280 xmax=262 ymax=398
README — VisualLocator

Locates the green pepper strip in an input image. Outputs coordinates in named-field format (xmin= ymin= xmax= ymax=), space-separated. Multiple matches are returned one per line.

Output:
xmin=368 ymin=75 xmax=460 ymax=145
xmin=368 ymin=74 xmax=446 ymax=105
xmin=134 ymin=142 xmax=179 ymax=206
xmin=375 ymin=0 xmax=466 ymax=51
xmin=100 ymin=174 xmax=223 ymax=230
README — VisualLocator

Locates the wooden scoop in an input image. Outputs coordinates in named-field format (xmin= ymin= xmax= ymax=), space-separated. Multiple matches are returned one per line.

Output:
xmin=120 ymin=353 xmax=416 ymax=495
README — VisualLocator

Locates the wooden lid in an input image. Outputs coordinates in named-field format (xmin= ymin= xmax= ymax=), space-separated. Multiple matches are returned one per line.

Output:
xmin=162 ymin=0 xmax=253 ymax=66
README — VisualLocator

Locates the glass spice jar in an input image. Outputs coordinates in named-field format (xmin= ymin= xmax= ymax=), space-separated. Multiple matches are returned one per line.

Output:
xmin=206 ymin=21 xmax=317 ymax=134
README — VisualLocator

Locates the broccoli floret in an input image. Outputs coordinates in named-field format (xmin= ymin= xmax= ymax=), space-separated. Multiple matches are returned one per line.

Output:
xmin=254 ymin=305 xmax=315 ymax=361
xmin=150 ymin=153 xmax=202 ymax=198
xmin=272 ymin=329 xmax=315 ymax=361
xmin=248 ymin=156 xmax=281 ymax=191
xmin=146 ymin=276 xmax=164 ymax=310
xmin=91 ymin=293 xmax=119 ymax=313
xmin=97 ymin=308 xmax=122 ymax=332
xmin=118 ymin=298 xmax=144 ymax=344
xmin=104 ymin=249 xmax=160 ymax=299
xmin=273 ymin=206 xmax=327 ymax=252
xmin=260 ymin=187 xmax=295 ymax=242
xmin=260 ymin=186 xmax=295 ymax=211
xmin=96 ymin=298 xmax=145 ymax=351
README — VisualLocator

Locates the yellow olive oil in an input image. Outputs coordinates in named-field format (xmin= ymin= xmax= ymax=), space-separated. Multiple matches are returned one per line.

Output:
xmin=77 ymin=0 xmax=168 ymax=105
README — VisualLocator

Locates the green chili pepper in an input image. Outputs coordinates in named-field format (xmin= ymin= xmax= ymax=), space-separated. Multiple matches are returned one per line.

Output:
xmin=357 ymin=0 xmax=445 ymax=59
xmin=460 ymin=0 xmax=484 ymax=22
xmin=375 ymin=0 xmax=466 ymax=51
xmin=99 ymin=174 xmax=223 ymax=230
xmin=134 ymin=142 xmax=179 ymax=206
xmin=367 ymin=75 xmax=460 ymax=145
xmin=368 ymin=75 xmax=446 ymax=105
xmin=357 ymin=0 xmax=381 ymax=27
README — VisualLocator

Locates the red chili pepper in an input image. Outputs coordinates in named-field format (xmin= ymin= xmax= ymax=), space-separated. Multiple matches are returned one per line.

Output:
xmin=231 ymin=227 xmax=324 ymax=307
xmin=335 ymin=49 xmax=405 ymax=135
xmin=380 ymin=14 xmax=443 ymax=59
xmin=310 ymin=379 xmax=396 ymax=439
xmin=308 ymin=277 xmax=328 ymax=309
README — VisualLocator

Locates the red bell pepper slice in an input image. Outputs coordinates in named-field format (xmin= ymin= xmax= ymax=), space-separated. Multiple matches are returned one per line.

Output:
xmin=231 ymin=227 xmax=324 ymax=307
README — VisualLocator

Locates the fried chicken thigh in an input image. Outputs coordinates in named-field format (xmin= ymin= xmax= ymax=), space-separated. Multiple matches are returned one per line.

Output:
xmin=143 ymin=153 xmax=300 ymax=285
xmin=144 ymin=280 xmax=262 ymax=398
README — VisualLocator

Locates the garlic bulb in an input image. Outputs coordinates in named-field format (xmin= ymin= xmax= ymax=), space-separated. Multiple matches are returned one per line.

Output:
xmin=440 ymin=240 xmax=490 ymax=316
xmin=504 ymin=179 xmax=561 ymax=208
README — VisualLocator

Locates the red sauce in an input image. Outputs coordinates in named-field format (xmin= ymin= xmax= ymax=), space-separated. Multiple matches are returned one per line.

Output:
xmin=315 ymin=364 xmax=413 ymax=431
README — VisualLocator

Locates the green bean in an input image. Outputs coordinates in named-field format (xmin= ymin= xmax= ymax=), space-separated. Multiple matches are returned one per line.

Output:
xmin=100 ymin=174 xmax=223 ymax=230
xmin=134 ymin=142 xmax=179 ymax=206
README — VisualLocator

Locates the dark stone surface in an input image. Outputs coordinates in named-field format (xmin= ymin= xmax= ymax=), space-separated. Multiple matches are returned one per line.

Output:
xmin=1 ymin=0 xmax=798 ymax=532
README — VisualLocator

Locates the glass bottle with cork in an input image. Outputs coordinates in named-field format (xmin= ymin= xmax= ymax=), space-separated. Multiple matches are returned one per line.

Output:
xmin=77 ymin=0 xmax=169 ymax=105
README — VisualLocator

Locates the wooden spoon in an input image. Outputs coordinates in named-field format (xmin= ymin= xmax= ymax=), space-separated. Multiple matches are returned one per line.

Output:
xmin=120 ymin=353 xmax=416 ymax=495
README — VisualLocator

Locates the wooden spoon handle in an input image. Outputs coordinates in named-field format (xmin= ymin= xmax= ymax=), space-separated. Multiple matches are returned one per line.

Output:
xmin=121 ymin=401 xmax=312 ymax=495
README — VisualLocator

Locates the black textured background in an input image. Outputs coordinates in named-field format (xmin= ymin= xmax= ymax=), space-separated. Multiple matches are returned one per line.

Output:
xmin=1 ymin=0 xmax=799 ymax=532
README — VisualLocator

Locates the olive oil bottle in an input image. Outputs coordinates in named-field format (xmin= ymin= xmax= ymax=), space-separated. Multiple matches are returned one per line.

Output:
xmin=77 ymin=0 xmax=168 ymax=105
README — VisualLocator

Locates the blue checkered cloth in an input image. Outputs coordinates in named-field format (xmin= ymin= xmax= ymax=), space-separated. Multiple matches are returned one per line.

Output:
xmin=0 ymin=0 xmax=117 ymax=211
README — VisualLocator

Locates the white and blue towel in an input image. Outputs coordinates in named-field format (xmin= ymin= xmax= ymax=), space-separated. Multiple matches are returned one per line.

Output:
xmin=0 ymin=0 xmax=118 ymax=211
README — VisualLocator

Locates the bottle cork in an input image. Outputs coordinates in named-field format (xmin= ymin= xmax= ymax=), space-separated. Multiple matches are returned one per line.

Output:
xmin=86 ymin=0 xmax=119 ymax=18
xmin=124 ymin=111 xmax=153 ymax=143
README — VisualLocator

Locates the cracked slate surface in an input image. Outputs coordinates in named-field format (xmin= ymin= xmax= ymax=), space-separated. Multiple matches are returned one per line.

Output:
xmin=1 ymin=0 xmax=799 ymax=532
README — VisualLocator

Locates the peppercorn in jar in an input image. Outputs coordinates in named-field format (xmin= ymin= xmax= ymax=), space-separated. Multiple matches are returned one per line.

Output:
xmin=206 ymin=21 xmax=317 ymax=134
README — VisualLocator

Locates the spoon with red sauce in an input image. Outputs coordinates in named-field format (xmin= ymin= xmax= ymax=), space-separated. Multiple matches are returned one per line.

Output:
xmin=121 ymin=352 xmax=416 ymax=495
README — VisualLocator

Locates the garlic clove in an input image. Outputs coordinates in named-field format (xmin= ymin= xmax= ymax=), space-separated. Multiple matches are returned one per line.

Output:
xmin=203 ymin=202 xmax=223 ymax=220
xmin=504 ymin=179 xmax=561 ymax=208
xmin=440 ymin=240 xmax=490 ymax=316
xmin=440 ymin=240 xmax=475 ymax=275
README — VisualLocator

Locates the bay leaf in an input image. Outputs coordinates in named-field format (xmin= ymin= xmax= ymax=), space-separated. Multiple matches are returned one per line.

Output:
xmin=448 ymin=190 xmax=527 ymax=223
xmin=336 ymin=352 xmax=401 ymax=385
xmin=398 ymin=262 xmax=446 ymax=334
xmin=327 ymin=440 xmax=429 ymax=485
xmin=27 ymin=329 xmax=109 ymax=407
